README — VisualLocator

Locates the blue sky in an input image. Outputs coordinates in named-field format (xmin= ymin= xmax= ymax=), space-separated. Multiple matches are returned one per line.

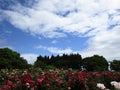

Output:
xmin=0 ymin=0 xmax=120 ymax=64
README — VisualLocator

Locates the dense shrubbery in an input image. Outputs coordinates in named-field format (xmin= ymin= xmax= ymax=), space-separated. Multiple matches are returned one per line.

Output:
xmin=0 ymin=68 xmax=120 ymax=90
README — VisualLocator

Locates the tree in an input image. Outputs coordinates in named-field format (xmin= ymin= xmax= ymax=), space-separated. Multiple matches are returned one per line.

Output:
xmin=34 ymin=55 xmax=47 ymax=69
xmin=34 ymin=53 xmax=82 ymax=69
xmin=110 ymin=60 xmax=120 ymax=71
xmin=82 ymin=55 xmax=108 ymax=71
xmin=51 ymin=53 xmax=82 ymax=69
xmin=0 ymin=48 xmax=29 ymax=69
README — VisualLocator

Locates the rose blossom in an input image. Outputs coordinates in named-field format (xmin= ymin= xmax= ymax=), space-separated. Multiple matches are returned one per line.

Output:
xmin=111 ymin=81 xmax=120 ymax=90
xmin=97 ymin=83 xmax=106 ymax=90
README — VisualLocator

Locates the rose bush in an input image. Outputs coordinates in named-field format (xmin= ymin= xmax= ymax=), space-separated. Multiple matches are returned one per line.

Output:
xmin=0 ymin=68 xmax=120 ymax=90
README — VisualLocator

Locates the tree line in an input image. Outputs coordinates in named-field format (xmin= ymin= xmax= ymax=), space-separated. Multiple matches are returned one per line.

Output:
xmin=34 ymin=54 xmax=109 ymax=71
xmin=0 ymin=48 xmax=120 ymax=71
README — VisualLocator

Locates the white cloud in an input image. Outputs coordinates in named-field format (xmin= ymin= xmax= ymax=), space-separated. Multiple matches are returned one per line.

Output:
xmin=1 ymin=0 xmax=120 ymax=38
xmin=48 ymin=47 xmax=72 ymax=54
xmin=21 ymin=53 xmax=38 ymax=64
xmin=51 ymin=40 xmax=58 ymax=44
xmin=36 ymin=45 xmax=73 ymax=54
xmin=79 ymin=26 xmax=120 ymax=61
xmin=1 ymin=0 xmax=120 ymax=61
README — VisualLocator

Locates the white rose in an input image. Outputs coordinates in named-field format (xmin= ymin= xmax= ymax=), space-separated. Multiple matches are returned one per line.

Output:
xmin=97 ymin=83 xmax=106 ymax=90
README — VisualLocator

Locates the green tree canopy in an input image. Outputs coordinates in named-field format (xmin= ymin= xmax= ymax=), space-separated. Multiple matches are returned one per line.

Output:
xmin=82 ymin=55 xmax=108 ymax=71
xmin=110 ymin=60 xmax=120 ymax=71
xmin=0 ymin=48 xmax=29 ymax=69
xmin=34 ymin=53 xmax=82 ymax=69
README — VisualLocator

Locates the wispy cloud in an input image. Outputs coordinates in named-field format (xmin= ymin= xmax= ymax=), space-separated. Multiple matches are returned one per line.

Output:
xmin=51 ymin=40 xmax=58 ymax=44
xmin=1 ymin=0 xmax=120 ymax=38
xmin=79 ymin=26 xmax=120 ymax=60
xmin=36 ymin=45 xmax=73 ymax=54
xmin=21 ymin=53 xmax=38 ymax=64
xmin=0 ymin=39 xmax=6 ymax=45
xmin=0 ymin=0 xmax=120 ymax=61
xmin=0 ymin=39 xmax=13 ymax=49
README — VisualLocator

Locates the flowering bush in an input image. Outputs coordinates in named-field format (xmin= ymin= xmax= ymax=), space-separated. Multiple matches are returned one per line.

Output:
xmin=0 ymin=69 xmax=120 ymax=90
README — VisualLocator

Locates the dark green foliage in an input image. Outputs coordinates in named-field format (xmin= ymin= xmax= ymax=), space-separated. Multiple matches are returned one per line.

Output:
xmin=0 ymin=47 xmax=112 ymax=71
xmin=34 ymin=53 xmax=82 ymax=70
xmin=34 ymin=60 xmax=47 ymax=69
xmin=110 ymin=60 xmax=120 ymax=71
xmin=0 ymin=48 xmax=29 ymax=69
xmin=82 ymin=55 xmax=108 ymax=71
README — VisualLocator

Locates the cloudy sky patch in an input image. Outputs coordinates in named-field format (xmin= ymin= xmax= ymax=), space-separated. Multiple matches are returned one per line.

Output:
xmin=0 ymin=0 xmax=120 ymax=63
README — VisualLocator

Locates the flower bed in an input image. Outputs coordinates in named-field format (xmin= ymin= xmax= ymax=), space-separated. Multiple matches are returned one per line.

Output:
xmin=0 ymin=68 xmax=120 ymax=90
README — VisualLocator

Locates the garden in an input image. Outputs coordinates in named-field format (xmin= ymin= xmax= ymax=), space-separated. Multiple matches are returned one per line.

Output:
xmin=0 ymin=68 xmax=120 ymax=90
xmin=0 ymin=48 xmax=120 ymax=90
